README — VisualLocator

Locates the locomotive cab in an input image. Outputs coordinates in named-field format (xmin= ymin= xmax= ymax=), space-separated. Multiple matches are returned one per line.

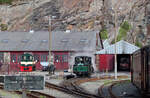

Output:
xmin=20 ymin=53 xmax=35 ymax=72
xmin=73 ymin=56 xmax=93 ymax=77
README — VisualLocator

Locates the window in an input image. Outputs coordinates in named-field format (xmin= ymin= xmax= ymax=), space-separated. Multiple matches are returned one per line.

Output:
xmin=21 ymin=56 xmax=26 ymax=60
xmin=0 ymin=52 xmax=4 ymax=62
xmin=54 ymin=55 xmax=60 ymax=62
xmin=61 ymin=39 xmax=69 ymax=43
xmin=41 ymin=40 xmax=48 ymax=43
xmin=41 ymin=54 xmax=48 ymax=62
xmin=79 ymin=39 xmax=88 ymax=44
xmin=33 ymin=54 xmax=39 ymax=62
xmin=26 ymin=56 xmax=33 ymax=61
xmin=17 ymin=54 xmax=22 ymax=62
xmin=30 ymin=56 xmax=33 ymax=60
xmin=11 ymin=54 xmax=16 ymax=62
xmin=1 ymin=39 xmax=8 ymax=43
xmin=62 ymin=55 xmax=68 ymax=62
xmin=21 ymin=39 xmax=29 ymax=43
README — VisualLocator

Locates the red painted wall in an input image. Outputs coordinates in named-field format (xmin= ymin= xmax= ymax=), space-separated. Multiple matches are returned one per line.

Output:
xmin=8 ymin=51 xmax=69 ymax=72
xmin=32 ymin=52 xmax=48 ymax=70
xmin=53 ymin=52 xmax=69 ymax=70
xmin=10 ymin=52 xmax=23 ymax=73
xmin=9 ymin=51 xmax=49 ymax=71
xmin=99 ymin=54 xmax=114 ymax=71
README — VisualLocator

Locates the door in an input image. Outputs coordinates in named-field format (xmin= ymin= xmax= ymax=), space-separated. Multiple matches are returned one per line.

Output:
xmin=33 ymin=52 xmax=49 ymax=70
xmin=0 ymin=52 xmax=4 ymax=68
xmin=54 ymin=52 xmax=68 ymax=70
xmin=10 ymin=52 xmax=23 ymax=72
xmin=148 ymin=51 xmax=150 ymax=92
xmin=132 ymin=51 xmax=142 ymax=89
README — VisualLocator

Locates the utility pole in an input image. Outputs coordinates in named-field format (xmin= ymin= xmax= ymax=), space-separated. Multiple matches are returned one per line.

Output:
xmin=114 ymin=10 xmax=117 ymax=79
xmin=48 ymin=16 xmax=52 ymax=75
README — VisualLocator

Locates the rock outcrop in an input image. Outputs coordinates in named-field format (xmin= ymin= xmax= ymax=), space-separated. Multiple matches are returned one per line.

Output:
xmin=0 ymin=0 xmax=150 ymax=46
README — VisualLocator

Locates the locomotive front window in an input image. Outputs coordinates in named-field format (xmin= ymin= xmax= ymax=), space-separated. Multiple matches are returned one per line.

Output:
xmin=29 ymin=56 xmax=33 ymax=60
xmin=85 ymin=57 xmax=91 ymax=64
xmin=75 ymin=57 xmax=84 ymax=64
xmin=22 ymin=56 xmax=26 ymax=60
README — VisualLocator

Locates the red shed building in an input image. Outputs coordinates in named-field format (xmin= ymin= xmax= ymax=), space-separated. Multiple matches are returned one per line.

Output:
xmin=0 ymin=30 xmax=101 ymax=72
xmin=96 ymin=40 xmax=140 ymax=72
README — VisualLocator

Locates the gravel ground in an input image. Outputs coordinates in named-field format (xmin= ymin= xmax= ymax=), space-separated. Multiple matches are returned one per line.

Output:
xmin=43 ymin=72 xmax=77 ymax=98
xmin=0 ymin=72 xmax=132 ymax=98
xmin=112 ymin=81 xmax=142 ymax=98
xmin=80 ymin=79 xmax=104 ymax=95
xmin=37 ymin=87 xmax=76 ymax=98
xmin=80 ymin=72 xmax=131 ymax=95
xmin=101 ymin=84 xmax=111 ymax=98
xmin=46 ymin=78 xmax=64 ymax=85
xmin=0 ymin=90 xmax=21 ymax=98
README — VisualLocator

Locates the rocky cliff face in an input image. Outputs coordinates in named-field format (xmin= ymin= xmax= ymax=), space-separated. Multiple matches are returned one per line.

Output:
xmin=0 ymin=0 xmax=150 ymax=46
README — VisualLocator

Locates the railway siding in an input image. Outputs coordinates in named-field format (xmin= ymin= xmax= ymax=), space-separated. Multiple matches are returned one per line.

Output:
xmin=110 ymin=80 xmax=141 ymax=98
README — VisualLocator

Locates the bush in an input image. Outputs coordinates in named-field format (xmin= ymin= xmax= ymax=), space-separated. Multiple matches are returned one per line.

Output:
xmin=111 ymin=39 xmax=115 ymax=44
xmin=135 ymin=39 xmax=142 ymax=48
xmin=100 ymin=29 xmax=108 ymax=40
xmin=0 ymin=24 xmax=8 ymax=31
xmin=121 ymin=21 xmax=131 ymax=31
xmin=117 ymin=28 xmax=127 ymax=41
xmin=0 ymin=0 xmax=12 ymax=4
xmin=117 ymin=21 xmax=131 ymax=42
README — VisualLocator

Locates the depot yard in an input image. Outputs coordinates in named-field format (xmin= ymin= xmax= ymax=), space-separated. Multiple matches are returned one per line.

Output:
xmin=0 ymin=71 xmax=141 ymax=98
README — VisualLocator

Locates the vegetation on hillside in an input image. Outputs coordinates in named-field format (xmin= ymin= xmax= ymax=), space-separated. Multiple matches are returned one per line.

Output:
xmin=0 ymin=24 xmax=8 ymax=31
xmin=111 ymin=21 xmax=131 ymax=44
xmin=0 ymin=18 xmax=8 ymax=31
xmin=117 ymin=21 xmax=131 ymax=42
xmin=100 ymin=29 xmax=108 ymax=40
xmin=0 ymin=0 xmax=12 ymax=4
xmin=135 ymin=39 xmax=143 ymax=48
xmin=0 ymin=0 xmax=21 ymax=4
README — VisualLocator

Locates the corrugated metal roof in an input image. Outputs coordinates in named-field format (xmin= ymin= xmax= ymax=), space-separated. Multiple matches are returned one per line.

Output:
xmin=0 ymin=31 xmax=98 ymax=51
xmin=96 ymin=40 xmax=140 ymax=54
xmin=103 ymin=39 xmax=110 ymax=49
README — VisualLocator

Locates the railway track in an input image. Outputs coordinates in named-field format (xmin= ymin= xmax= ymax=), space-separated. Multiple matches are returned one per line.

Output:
xmin=0 ymin=84 xmax=55 ymax=98
xmin=98 ymin=80 xmax=130 ymax=98
xmin=46 ymin=79 xmax=101 ymax=98
xmin=45 ymin=76 xmax=128 ymax=98
xmin=98 ymin=83 xmax=112 ymax=98
xmin=45 ymin=75 xmax=129 ymax=98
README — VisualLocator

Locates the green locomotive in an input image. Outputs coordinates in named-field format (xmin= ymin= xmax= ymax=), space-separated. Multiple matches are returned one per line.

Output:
xmin=73 ymin=56 xmax=93 ymax=77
